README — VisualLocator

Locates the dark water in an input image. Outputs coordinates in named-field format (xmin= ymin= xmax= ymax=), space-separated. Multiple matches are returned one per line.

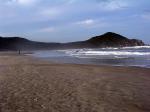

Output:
xmin=29 ymin=46 xmax=150 ymax=68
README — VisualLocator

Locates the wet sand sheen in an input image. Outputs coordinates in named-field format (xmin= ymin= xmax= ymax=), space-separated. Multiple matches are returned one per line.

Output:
xmin=0 ymin=52 xmax=150 ymax=112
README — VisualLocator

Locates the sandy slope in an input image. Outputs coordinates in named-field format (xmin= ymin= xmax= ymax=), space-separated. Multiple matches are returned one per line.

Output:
xmin=0 ymin=53 xmax=150 ymax=112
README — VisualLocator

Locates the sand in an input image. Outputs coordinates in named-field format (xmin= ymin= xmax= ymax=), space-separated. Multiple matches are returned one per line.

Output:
xmin=0 ymin=52 xmax=150 ymax=112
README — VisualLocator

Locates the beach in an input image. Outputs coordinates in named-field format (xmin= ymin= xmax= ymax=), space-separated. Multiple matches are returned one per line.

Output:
xmin=0 ymin=52 xmax=150 ymax=112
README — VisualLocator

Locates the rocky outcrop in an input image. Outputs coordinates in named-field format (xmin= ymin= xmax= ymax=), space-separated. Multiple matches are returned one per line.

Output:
xmin=85 ymin=32 xmax=145 ymax=47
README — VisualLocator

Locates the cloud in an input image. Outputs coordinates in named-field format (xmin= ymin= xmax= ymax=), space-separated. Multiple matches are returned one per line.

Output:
xmin=38 ymin=7 xmax=62 ymax=20
xmin=6 ymin=0 xmax=39 ymax=6
xmin=62 ymin=0 xmax=128 ymax=11
xmin=141 ymin=13 xmax=150 ymax=20
xmin=76 ymin=19 xmax=95 ymax=26
xmin=75 ymin=19 xmax=109 ymax=28
xmin=64 ymin=0 xmax=76 ymax=4
xmin=99 ymin=0 xmax=128 ymax=11
xmin=39 ymin=27 xmax=56 ymax=33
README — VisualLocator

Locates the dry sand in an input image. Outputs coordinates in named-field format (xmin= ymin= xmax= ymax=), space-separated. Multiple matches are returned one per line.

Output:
xmin=0 ymin=52 xmax=150 ymax=112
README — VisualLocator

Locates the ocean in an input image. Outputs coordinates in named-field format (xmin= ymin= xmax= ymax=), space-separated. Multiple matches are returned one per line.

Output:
xmin=30 ymin=46 xmax=150 ymax=68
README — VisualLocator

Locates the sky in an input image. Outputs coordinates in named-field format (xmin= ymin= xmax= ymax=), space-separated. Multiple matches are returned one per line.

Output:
xmin=0 ymin=0 xmax=150 ymax=43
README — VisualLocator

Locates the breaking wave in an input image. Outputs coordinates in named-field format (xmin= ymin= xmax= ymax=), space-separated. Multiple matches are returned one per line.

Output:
xmin=31 ymin=46 xmax=150 ymax=68
xmin=67 ymin=51 xmax=150 ymax=56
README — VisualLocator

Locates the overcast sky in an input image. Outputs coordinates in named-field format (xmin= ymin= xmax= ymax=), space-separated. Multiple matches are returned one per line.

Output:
xmin=0 ymin=0 xmax=150 ymax=43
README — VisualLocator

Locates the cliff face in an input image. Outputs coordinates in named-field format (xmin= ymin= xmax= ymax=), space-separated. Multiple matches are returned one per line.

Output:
xmin=0 ymin=32 xmax=145 ymax=50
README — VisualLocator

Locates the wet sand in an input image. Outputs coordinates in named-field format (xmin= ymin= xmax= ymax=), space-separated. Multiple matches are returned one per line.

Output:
xmin=0 ymin=52 xmax=150 ymax=112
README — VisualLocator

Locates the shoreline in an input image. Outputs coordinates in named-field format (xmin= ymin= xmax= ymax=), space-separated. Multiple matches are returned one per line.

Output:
xmin=28 ymin=47 xmax=150 ymax=69
xmin=29 ymin=55 xmax=150 ymax=69
xmin=0 ymin=52 xmax=150 ymax=112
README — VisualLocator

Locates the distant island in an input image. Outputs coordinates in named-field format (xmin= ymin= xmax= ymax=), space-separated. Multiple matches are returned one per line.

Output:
xmin=0 ymin=32 xmax=145 ymax=50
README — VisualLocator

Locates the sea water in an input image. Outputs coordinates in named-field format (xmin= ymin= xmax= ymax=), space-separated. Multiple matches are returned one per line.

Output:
xmin=30 ymin=46 xmax=150 ymax=68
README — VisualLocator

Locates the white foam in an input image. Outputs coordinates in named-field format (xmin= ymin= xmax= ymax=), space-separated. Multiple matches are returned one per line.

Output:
xmin=54 ymin=46 xmax=150 ymax=57
xmin=102 ymin=47 xmax=119 ymax=50
xmin=69 ymin=51 xmax=150 ymax=56
xmin=122 ymin=46 xmax=150 ymax=49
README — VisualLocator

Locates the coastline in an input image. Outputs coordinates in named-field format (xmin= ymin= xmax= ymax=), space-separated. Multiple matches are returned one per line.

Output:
xmin=0 ymin=52 xmax=150 ymax=112
xmin=29 ymin=47 xmax=150 ymax=69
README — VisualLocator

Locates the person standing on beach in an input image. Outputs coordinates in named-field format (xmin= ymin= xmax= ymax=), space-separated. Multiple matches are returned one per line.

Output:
xmin=18 ymin=50 xmax=21 ymax=54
